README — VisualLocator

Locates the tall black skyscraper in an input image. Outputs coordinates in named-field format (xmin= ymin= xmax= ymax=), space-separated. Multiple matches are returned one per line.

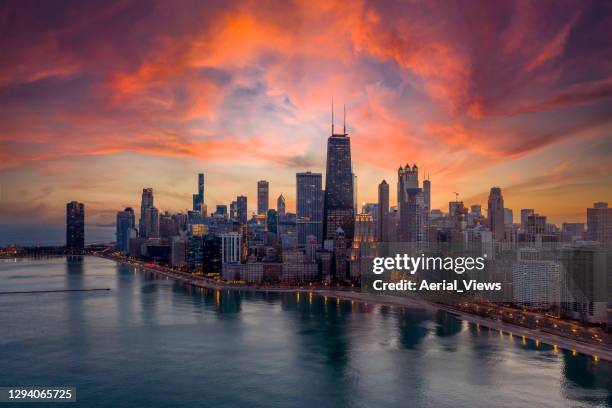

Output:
xmin=236 ymin=195 xmax=247 ymax=224
xmin=257 ymin=180 xmax=269 ymax=215
xmin=66 ymin=201 xmax=85 ymax=252
xmin=193 ymin=173 xmax=205 ymax=212
xmin=488 ymin=187 xmax=505 ymax=241
xmin=377 ymin=180 xmax=389 ymax=242
xmin=297 ymin=171 xmax=323 ymax=246
xmin=323 ymin=104 xmax=354 ymax=243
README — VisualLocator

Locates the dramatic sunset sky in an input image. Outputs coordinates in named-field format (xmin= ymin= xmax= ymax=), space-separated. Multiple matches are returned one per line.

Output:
xmin=1 ymin=0 xmax=611 ymax=235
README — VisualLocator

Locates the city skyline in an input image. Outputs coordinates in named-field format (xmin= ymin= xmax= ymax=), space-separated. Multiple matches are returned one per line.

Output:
xmin=1 ymin=1 xmax=612 ymax=229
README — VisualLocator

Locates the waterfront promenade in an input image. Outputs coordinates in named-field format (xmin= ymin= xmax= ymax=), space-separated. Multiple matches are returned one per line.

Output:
xmin=97 ymin=253 xmax=612 ymax=362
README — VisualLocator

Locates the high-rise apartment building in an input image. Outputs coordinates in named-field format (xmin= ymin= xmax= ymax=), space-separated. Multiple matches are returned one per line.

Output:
xmin=192 ymin=173 xmax=205 ymax=212
xmin=139 ymin=188 xmax=154 ymax=237
xmin=297 ymin=172 xmax=323 ymax=246
xmin=66 ymin=201 xmax=85 ymax=252
xmin=221 ymin=232 xmax=242 ymax=264
xmin=586 ymin=202 xmax=612 ymax=243
xmin=116 ymin=207 xmax=136 ymax=254
xmin=487 ymin=187 xmax=505 ymax=241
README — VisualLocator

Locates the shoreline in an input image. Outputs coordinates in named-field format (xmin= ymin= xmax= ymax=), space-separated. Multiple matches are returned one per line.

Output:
xmin=101 ymin=255 xmax=611 ymax=362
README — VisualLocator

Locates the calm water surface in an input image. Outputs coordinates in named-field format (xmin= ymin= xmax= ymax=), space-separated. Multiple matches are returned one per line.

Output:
xmin=0 ymin=257 xmax=610 ymax=408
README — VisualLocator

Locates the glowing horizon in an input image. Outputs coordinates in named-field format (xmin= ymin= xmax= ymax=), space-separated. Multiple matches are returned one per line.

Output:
xmin=1 ymin=1 xmax=611 ymax=227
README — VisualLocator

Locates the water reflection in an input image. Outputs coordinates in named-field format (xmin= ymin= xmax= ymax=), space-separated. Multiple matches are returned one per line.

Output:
xmin=8 ymin=258 xmax=602 ymax=407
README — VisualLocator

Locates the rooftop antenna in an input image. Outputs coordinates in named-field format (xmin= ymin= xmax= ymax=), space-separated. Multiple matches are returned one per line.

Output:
xmin=343 ymin=104 xmax=346 ymax=135
xmin=453 ymin=192 xmax=459 ymax=203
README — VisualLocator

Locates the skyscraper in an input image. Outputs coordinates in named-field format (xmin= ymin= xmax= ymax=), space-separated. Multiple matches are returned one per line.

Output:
xmin=586 ymin=202 xmax=612 ymax=243
xmin=277 ymin=194 xmax=286 ymax=218
xmin=220 ymin=232 xmax=242 ymax=264
xmin=323 ymin=104 xmax=354 ymax=243
xmin=526 ymin=213 xmax=546 ymax=242
xmin=487 ymin=187 xmax=505 ymax=241
xmin=139 ymin=188 xmax=153 ymax=237
xmin=116 ymin=207 xmax=135 ymax=254
xmin=66 ymin=201 xmax=85 ymax=252
xmin=377 ymin=180 xmax=389 ymax=242
xmin=229 ymin=201 xmax=237 ymax=221
xmin=504 ymin=208 xmax=514 ymax=226
xmin=397 ymin=164 xmax=425 ymax=242
xmin=423 ymin=175 xmax=431 ymax=212
xmin=257 ymin=180 xmax=269 ymax=215
xmin=520 ymin=209 xmax=534 ymax=231
xmin=297 ymin=172 xmax=323 ymax=246
xmin=236 ymin=195 xmax=247 ymax=224
xmin=143 ymin=207 xmax=160 ymax=238
xmin=267 ymin=209 xmax=278 ymax=234
xmin=192 ymin=173 xmax=205 ymax=213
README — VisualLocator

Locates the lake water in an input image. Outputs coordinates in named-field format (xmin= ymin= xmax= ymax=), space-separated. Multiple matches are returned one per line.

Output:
xmin=0 ymin=257 xmax=610 ymax=407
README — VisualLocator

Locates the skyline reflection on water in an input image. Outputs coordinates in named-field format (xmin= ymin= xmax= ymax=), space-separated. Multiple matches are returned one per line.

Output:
xmin=0 ymin=256 xmax=610 ymax=408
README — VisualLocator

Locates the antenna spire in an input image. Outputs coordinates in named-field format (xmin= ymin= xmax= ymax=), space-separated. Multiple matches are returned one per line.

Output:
xmin=343 ymin=104 xmax=346 ymax=134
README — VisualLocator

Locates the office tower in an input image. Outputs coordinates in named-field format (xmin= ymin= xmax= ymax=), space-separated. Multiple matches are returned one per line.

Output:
xmin=142 ymin=207 xmax=160 ymax=238
xmin=469 ymin=204 xmax=482 ymax=226
xmin=214 ymin=205 xmax=228 ymax=219
xmin=526 ymin=213 xmax=546 ymax=242
xmin=520 ymin=209 xmax=534 ymax=231
xmin=586 ymin=202 xmax=612 ymax=243
xmin=236 ymin=196 xmax=247 ymax=224
xmin=257 ymin=180 xmax=269 ymax=215
xmin=159 ymin=212 xmax=175 ymax=240
xmin=470 ymin=205 xmax=482 ymax=217
xmin=449 ymin=201 xmax=465 ymax=218
xmin=397 ymin=164 xmax=425 ymax=242
xmin=487 ymin=187 xmax=505 ymax=241
xmin=139 ymin=188 xmax=154 ymax=237
xmin=504 ymin=208 xmax=513 ymax=226
xmin=66 ymin=201 xmax=85 ymax=252
xmin=171 ymin=235 xmax=187 ymax=268
xmin=221 ymin=232 xmax=242 ymax=264
xmin=297 ymin=171 xmax=323 ymax=246
xmin=561 ymin=243 xmax=607 ymax=324
xmin=377 ymin=180 xmax=389 ymax=242
xmin=354 ymin=213 xmax=375 ymax=245
xmin=323 ymin=105 xmax=354 ymax=243
xmin=449 ymin=200 xmax=467 ymax=229
xmin=423 ymin=175 xmax=431 ymax=212
xmin=116 ymin=207 xmax=136 ymax=254
xmin=267 ymin=209 xmax=278 ymax=234
xmin=562 ymin=223 xmax=585 ymax=241
xmin=512 ymin=248 xmax=561 ymax=311
xmin=192 ymin=173 xmax=205 ymax=212
xmin=277 ymin=194 xmax=286 ymax=218
xmin=229 ymin=201 xmax=237 ymax=221
xmin=202 ymin=235 xmax=221 ymax=274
